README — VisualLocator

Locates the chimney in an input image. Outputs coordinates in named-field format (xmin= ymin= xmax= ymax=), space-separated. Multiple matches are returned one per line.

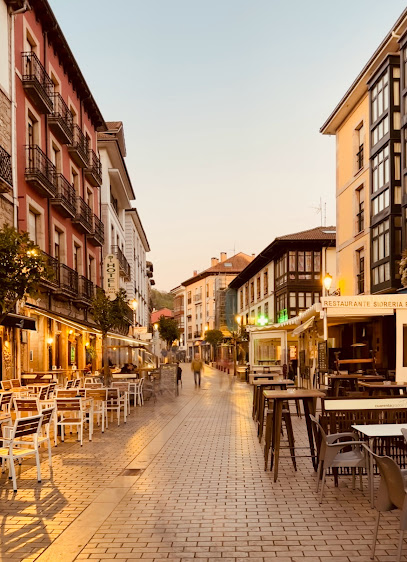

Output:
xmin=220 ymin=252 xmax=227 ymax=262
xmin=251 ymin=253 xmax=256 ymax=259
xmin=193 ymin=270 xmax=197 ymax=276
xmin=211 ymin=257 xmax=219 ymax=267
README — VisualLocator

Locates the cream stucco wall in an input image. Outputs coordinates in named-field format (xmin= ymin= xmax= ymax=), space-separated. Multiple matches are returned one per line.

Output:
xmin=335 ymin=94 xmax=371 ymax=296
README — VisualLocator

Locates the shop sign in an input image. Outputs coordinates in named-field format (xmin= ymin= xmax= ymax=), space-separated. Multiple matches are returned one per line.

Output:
xmin=104 ymin=254 xmax=120 ymax=300
xmin=324 ymin=397 xmax=407 ymax=410
xmin=321 ymin=295 xmax=407 ymax=310
xmin=134 ymin=327 xmax=147 ymax=335
xmin=318 ymin=341 xmax=328 ymax=372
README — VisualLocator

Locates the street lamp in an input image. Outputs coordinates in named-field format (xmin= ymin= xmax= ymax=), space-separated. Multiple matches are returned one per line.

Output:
xmin=130 ymin=299 xmax=138 ymax=330
xmin=323 ymin=273 xmax=340 ymax=296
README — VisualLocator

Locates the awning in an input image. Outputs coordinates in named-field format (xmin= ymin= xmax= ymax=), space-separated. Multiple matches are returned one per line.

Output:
xmin=1 ymin=313 xmax=37 ymax=331
xmin=292 ymin=317 xmax=315 ymax=336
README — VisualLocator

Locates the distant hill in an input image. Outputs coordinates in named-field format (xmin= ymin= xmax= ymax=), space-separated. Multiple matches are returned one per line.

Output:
xmin=151 ymin=289 xmax=174 ymax=311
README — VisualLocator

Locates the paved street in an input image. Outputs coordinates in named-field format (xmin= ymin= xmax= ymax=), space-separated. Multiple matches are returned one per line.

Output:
xmin=0 ymin=366 xmax=404 ymax=562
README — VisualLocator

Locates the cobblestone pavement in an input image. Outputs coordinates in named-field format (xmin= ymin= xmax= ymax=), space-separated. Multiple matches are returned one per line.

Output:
xmin=0 ymin=365 xmax=405 ymax=561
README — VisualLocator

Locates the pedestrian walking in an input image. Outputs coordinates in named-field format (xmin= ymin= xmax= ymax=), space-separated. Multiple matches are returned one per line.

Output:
xmin=191 ymin=354 xmax=203 ymax=387
xmin=176 ymin=362 xmax=182 ymax=394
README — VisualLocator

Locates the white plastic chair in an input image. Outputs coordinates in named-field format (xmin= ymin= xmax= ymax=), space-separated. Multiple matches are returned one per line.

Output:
xmin=135 ymin=378 xmax=144 ymax=406
xmin=112 ymin=382 xmax=131 ymax=413
xmin=106 ymin=388 xmax=127 ymax=426
xmin=85 ymin=388 xmax=108 ymax=435
xmin=54 ymin=398 xmax=87 ymax=446
xmin=0 ymin=414 xmax=43 ymax=492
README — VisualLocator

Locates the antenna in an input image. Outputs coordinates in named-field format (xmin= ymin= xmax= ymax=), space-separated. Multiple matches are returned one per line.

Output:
xmin=310 ymin=198 xmax=327 ymax=226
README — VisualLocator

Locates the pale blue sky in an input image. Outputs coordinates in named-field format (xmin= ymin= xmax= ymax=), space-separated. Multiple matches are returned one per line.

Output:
xmin=50 ymin=0 xmax=407 ymax=290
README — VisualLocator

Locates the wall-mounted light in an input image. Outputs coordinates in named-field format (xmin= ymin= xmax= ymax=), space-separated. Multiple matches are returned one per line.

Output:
xmin=69 ymin=329 xmax=73 ymax=335
xmin=85 ymin=342 xmax=90 ymax=347
xmin=47 ymin=337 xmax=54 ymax=345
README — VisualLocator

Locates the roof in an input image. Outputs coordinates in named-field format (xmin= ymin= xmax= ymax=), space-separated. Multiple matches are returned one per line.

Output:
xmin=229 ymin=226 xmax=336 ymax=290
xmin=181 ymin=253 xmax=254 ymax=287
xmin=20 ymin=0 xmax=106 ymax=130
xmin=320 ymin=8 xmax=407 ymax=135
xmin=151 ymin=308 xmax=174 ymax=323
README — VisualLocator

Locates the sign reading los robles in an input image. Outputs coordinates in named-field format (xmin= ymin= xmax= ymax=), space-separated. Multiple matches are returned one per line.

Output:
xmin=321 ymin=295 xmax=407 ymax=310
xmin=103 ymin=254 xmax=120 ymax=300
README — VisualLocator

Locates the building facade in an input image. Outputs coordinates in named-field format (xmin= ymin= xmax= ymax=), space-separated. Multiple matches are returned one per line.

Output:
xmin=230 ymin=226 xmax=337 ymax=325
xmin=179 ymin=252 xmax=254 ymax=360
xmin=98 ymin=121 xmax=151 ymax=328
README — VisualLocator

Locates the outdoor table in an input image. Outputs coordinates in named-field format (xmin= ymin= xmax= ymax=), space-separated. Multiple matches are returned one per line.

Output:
xmin=252 ymin=379 xmax=285 ymax=421
xmin=352 ymin=423 xmax=407 ymax=506
xmin=358 ymin=381 xmax=407 ymax=396
xmin=328 ymin=374 xmax=384 ymax=397
xmin=249 ymin=372 xmax=283 ymax=385
xmin=264 ymin=388 xmax=325 ymax=482
xmin=256 ymin=379 xmax=295 ymax=441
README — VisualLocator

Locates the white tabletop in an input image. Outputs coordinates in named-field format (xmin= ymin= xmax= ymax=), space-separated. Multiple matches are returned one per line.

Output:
xmin=352 ymin=423 xmax=407 ymax=438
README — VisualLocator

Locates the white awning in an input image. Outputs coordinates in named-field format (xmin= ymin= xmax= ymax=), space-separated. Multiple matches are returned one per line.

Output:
xmin=292 ymin=317 xmax=315 ymax=336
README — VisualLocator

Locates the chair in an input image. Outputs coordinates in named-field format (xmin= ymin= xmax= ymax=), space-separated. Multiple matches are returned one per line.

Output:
xmin=85 ymin=389 xmax=108 ymax=434
xmin=10 ymin=378 xmax=21 ymax=388
xmin=112 ymin=382 xmax=131 ymax=413
xmin=106 ymin=388 xmax=127 ymax=426
xmin=84 ymin=382 xmax=103 ymax=389
xmin=14 ymin=397 xmax=40 ymax=417
xmin=1 ymin=380 xmax=12 ymax=391
xmin=37 ymin=407 xmax=54 ymax=466
xmin=56 ymin=389 xmax=78 ymax=398
xmin=54 ymin=398 xmax=87 ymax=446
xmin=0 ymin=391 xmax=13 ymax=416
xmin=0 ymin=414 xmax=44 ymax=492
xmin=310 ymin=414 xmax=368 ymax=503
xmin=47 ymin=382 xmax=57 ymax=398
xmin=65 ymin=379 xmax=75 ymax=389
xmin=369 ymin=446 xmax=407 ymax=562
xmin=136 ymin=378 xmax=144 ymax=406
xmin=73 ymin=378 xmax=81 ymax=388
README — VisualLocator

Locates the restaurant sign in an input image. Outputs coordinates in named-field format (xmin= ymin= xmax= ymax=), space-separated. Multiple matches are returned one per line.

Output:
xmin=324 ymin=397 xmax=407 ymax=411
xmin=103 ymin=254 xmax=120 ymax=300
xmin=321 ymin=295 xmax=407 ymax=311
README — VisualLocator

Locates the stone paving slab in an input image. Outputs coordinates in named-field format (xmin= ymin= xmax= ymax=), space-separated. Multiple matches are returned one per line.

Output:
xmin=0 ymin=365 xmax=406 ymax=561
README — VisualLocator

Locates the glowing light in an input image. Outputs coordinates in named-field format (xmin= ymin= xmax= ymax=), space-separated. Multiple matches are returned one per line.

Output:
xmin=47 ymin=337 xmax=54 ymax=345
xmin=256 ymin=315 xmax=268 ymax=326
xmin=235 ymin=315 xmax=242 ymax=324
xmin=69 ymin=329 xmax=73 ymax=335
xmin=323 ymin=273 xmax=333 ymax=292
xmin=130 ymin=299 xmax=138 ymax=311
xmin=85 ymin=342 xmax=89 ymax=347
xmin=153 ymin=323 xmax=158 ymax=330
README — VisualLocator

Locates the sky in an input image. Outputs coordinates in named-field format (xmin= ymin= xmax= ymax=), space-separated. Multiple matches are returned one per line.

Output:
xmin=50 ymin=0 xmax=407 ymax=291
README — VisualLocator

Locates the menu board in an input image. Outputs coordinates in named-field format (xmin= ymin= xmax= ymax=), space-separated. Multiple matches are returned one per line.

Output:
xmin=160 ymin=364 xmax=177 ymax=395
xmin=318 ymin=341 xmax=328 ymax=372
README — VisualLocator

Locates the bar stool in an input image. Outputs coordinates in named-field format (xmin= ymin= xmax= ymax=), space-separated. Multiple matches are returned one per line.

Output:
xmin=264 ymin=402 xmax=296 ymax=471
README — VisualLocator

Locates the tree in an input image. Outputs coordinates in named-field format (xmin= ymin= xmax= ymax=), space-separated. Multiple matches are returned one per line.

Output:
xmin=158 ymin=316 xmax=180 ymax=349
xmin=90 ymin=288 xmax=131 ymax=385
xmin=151 ymin=289 xmax=174 ymax=310
xmin=0 ymin=225 xmax=49 ymax=323
xmin=400 ymin=251 xmax=407 ymax=287
xmin=204 ymin=329 xmax=224 ymax=360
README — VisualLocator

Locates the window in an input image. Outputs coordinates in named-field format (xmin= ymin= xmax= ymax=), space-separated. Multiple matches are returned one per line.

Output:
xmin=86 ymin=188 xmax=93 ymax=211
xmin=206 ymin=284 xmax=209 ymax=298
xmin=88 ymin=255 xmax=95 ymax=282
xmin=371 ymin=72 xmax=389 ymax=123
xmin=51 ymin=142 xmax=61 ymax=172
xmin=28 ymin=209 xmax=38 ymax=244
xmin=372 ymin=116 xmax=389 ymax=146
xmin=240 ymin=290 xmax=243 ymax=310
xmin=372 ymin=145 xmax=390 ymax=193
xmin=54 ymin=229 xmax=61 ymax=261
xmin=357 ymin=249 xmax=365 ymax=294
xmin=73 ymin=244 xmax=81 ymax=273
xmin=356 ymin=123 xmax=364 ymax=170
xmin=289 ymin=292 xmax=296 ymax=309
xmin=264 ymin=302 xmax=269 ymax=318
xmin=257 ymin=306 xmax=261 ymax=317
xmin=275 ymin=254 xmax=287 ymax=286
xmin=250 ymin=281 xmax=254 ymax=303
xmin=356 ymin=187 xmax=364 ymax=232
xmin=372 ymin=189 xmax=389 ymax=217
xmin=263 ymin=269 xmax=268 ymax=296
xmin=256 ymin=277 xmax=261 ymax=300
xmin=297 ymin=251 xmax=312 ymax=279
xmin=71 ymin=168 xmax=79 ymax=194
xmin=187 ymin=291 xmax=191 ymax=305
xmin=110 ymin=187 xmax=118 ymax=215
xmin=372 ymin=219 xmax=390 ymax=262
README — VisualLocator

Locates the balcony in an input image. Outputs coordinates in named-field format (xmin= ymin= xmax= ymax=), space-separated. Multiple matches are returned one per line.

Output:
xmin=21 ymin=52 xmax=54 ymax=114
xmin=0 ymin=144 xmax=12 ymax=193
xmin=48 ymin=93 xmax=73 ymax=144
xmin=193 ymin=331 xmax=201 ymax=339
xmin=194 ymin=294 xmax=202 ymax=303
xmin=25 ymin=145 xmax=57 ymax=197
xmin=74 ymin=275 xmax=94 ymax=307
xmin=72 ymin=196 xmax=93 ymax=234
xmin=51 ymin=174 xmax=76 ymax=218
xmin=67 ymin=124 xmax=89 ymax=168
xmin=40 ymin=252 xmax=59 ymax=289
xmin=111 ymin=245 xmax=131 ymax=280
xmin=84 ymin=149 xmax=102 ymax=187
xmin=55 ymin=264 xmax=78 ymax=300
xmin=87 ymin=214 xmax=104 ymax=247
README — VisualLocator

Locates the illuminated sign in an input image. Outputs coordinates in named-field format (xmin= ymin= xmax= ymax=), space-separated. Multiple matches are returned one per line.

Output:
xmin=277 ymin=309 xmax=288 ymax=323
xmin=103 ymin=254 xmax=120 ymax=300
xmin=256 ymin=315 xmax=268 ymax=326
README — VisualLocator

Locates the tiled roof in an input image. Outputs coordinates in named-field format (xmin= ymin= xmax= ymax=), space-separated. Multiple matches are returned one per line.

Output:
xmin=106 ymin=121 xmax=123 ymax=131
xmin=151 ymin=308 xmax=174 ymax=323
xmin=276 ymin=226 xmax=336 ymax=241
xmin=182 ymin=253 xmax=254 ymax=287
xmin=229 ymin=225 xmax=336 ymax=289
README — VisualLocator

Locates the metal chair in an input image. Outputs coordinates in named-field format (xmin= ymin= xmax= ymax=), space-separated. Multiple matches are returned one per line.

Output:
xmin=1 ymin=380 xmax=12 ymax=391
xmin=369 ymin=446 xmax=407 ymax=562
xmin=310 ymin=414 xmax=368 ymax=503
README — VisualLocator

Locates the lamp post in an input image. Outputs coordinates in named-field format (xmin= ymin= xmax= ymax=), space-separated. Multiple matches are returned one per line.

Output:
xmin=130 ymin=299 xmax=138 ymax=334
xmin=233 ymin=315 xmax=242 ymax=376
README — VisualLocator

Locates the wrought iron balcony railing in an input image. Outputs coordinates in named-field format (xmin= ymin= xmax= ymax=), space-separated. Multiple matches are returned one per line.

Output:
xmin=21 ymin=51 xmax=54 ymax=113
xmin=84 ymin=149 xmax=102 ymax=186
xmin=72 ymin=196 xmax=93 ymax=233
xmin=87 ymin=213 xmax=104 ymax=247
xmin=111 ymin=245 xmax=131 ymax=279
xmin=25 ymin=144 xmax=57 ymax=197
xmin=67 ymin=124 xmax=89 ymax=168
xmin=59 ymin=263 xmax=78 ymax=296
xmin=40 ymin=251 xmax=59 ymax=288
xmin=0 ymin=144 xmax=12 ymax=193
xmin=51 ymin=174 xmax=76 ymax=218
xmin=75 ymin=275 xmax=94 ymax=303
xmin=49 ymin=92 xmax=73 ymax=144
